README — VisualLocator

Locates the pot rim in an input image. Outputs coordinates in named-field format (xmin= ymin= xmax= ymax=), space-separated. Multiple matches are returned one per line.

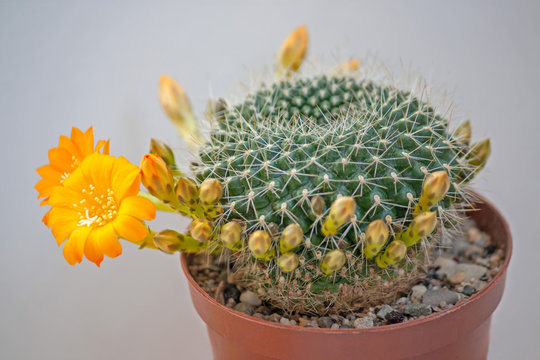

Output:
xmin=180 ymin=193 xmax=512 ymax=334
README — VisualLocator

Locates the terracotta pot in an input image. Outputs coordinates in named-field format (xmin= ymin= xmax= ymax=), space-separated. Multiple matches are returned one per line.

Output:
xmin=181 ymin=194 xmax=512 ymax=360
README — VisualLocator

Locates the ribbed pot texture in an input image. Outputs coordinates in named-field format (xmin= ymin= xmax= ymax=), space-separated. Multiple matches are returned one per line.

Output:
xmin=181 ymin=194 xmax=512 ymax=360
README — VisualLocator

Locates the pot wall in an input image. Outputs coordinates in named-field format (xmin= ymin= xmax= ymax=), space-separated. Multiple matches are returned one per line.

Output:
xmin=181 ymin=195 xmax=512 ymax=360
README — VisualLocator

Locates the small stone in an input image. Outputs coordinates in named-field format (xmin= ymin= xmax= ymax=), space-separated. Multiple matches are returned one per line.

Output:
xmin=448 ymin=272 xmax=466 ymax=284
xmin=239 ymin=291 xmax=262 ymax=306
xmin=223 ymin=284 xmax=241 ymax=302
xmin=290 ymin=320 xmax=297 ymax=326
xmin=252 ymin=313 xmax=264 ymax=319
xmin=354 ymin=317 xmax=374 ymax=328
xmin=330 ymin=323 xmax=340 ymax=329
xmin=225 ymin=298 xmax=236 ymax=308
xmin=377 ymin=305 xmax=394 ymax=319
xmin=485 ymin=244 xmax=497 ymax=255
xmin=401 ymin=303 xmax=432 ymax=317
xmin=465 ymin=245 xmax=484 ymax=258
xmin=317 ymin=316 xmax=334 ymax=328
xmin=455 ymin=263 xmax=488 ymax=282
xmin=255 ymin=306 xmax=272 ymax=316
xmin=298 ymin=317 xmax=311 ymax=327
xmin=269 ymin=313 xmax=281 ymax=323
xmin=385 ymin=311 xmax=405 ymax=324
xmin=462 ymin=285 xmax=477 ymax=296
xmin=396 ymin=297 xmax=409 ymax=306
xmin=233 ymin=302 xmax=254 ymax=316
xmin=411 ymin=284 xmax=427 ymax=303
xmin=422 ymin=289 xmax=459 ymax=307
xmin=342 ymin=318 xmax=350 ymax=326
xmin=345 ymin=313 xmax=356 ymax=321
xmin=279 ymin=317 xmax=291 ymax=325
xmin=467 ymin=227 xmax=483 ymax=244
xmin=340 ymin=324 xmax=353 ymax=329
xmin=434 ymin=256 xmax=457 ymax=269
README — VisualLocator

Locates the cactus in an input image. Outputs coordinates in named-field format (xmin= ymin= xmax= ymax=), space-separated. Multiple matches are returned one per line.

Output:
xmin=146 ymin=26 xmax=490 ymax=314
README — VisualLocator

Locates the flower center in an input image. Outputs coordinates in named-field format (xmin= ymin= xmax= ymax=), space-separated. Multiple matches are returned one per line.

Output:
xmin=76 ymin=185 xmax=118 ymax=227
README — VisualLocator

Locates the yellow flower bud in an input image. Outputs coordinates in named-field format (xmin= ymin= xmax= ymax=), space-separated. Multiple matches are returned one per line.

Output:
xmin=375 ymin=240 xmax=407 ymax=269
xmin=220 ymin=222 xmax=243 ymax=250
xmin=322 ymin=196 xmax=357 ymax=236
xmin=414 ymin=171 xmax=450 ymax=214
xmin=454 ymin=120 xmax=471 ymax=146
xmin=199 ymin=178 xmax=223 ymax=205
xmin=153 ymin=229 xmax=183 ymax=254
xmin=150 ymin=138 xmax=176 ymax=169
xmin=277 ymin=253 xmax=299 ymax=273
xmin=153 ymin=229 xmax=206 ymax=254
xmin=140 ymin=153 xmax=175 ymax=202
xmin=320 ymin=249 xmax=346 ymax=275
xmin=400 ymin=211 xmax=438 ymax=247
xmin=175 ymin=177 xmax=199 ymax=205
xmin=467 ymin=139 xmax=491 ymax=170
xmin=362 ymin=219 xmax=390 ymax=259
xmin=276 ymin=25 xmax=308 ymax=77
xmin=248 ymin=230 xmax=273 ymax=259
xmin=279 ymin=223 xmax=304 ymax=253
xmin=158 ymin=75 xmax=200 ymax=147
xmin=310 ymin=195 xmax=325 ymax=217
xmin=189 ymin=219 xmax=213 ymax=242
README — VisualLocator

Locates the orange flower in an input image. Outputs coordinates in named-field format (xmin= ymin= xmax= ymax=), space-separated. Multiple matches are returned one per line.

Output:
xmin=46 ymin=152 xmax=156 ymax=266
xmin=35 ymin=127 xmax=109 ymax=204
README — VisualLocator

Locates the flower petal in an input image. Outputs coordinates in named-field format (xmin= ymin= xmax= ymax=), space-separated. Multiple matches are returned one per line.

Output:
xmin=58 ymin=135 xmax=81 ymax=159
xmin=96 ymin=139 xmax=110 ymax=155
xmin=80 ymin=153 xmax=115 ymax=192
xmin=118 ymin=196 xmax=156 ymax=220
xmin=111 ymin=156 xmax=141 ymax=201
xmin=48 ymin=186 xmax=84 ymax=209
xmin=48 ymin=147 xmax=73 ymax=173
xmin=63 ymin=226 xmax=91 ymax=265
xmin=84 ymin=228 xmax=104 ymax=266
xmin=51 ymin=219 xmax=79 ymax=246
xmin=72 ymin=127 xmax=94 ymax=157
xmin=112 ymin=215 xmax=148 ymax=243
xmin=91 ymin=223 xmax=122 ymax=259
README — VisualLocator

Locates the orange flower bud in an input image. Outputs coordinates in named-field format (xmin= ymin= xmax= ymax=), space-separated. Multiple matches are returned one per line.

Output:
xmin=140 ymin=154 xmax=175 ymax=202
xmin=150 ymin=138 xmax=176 ymax=168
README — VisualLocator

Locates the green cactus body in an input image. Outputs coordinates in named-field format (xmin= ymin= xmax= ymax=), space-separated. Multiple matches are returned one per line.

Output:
xmin=190 ymin=74 xmax=475 ymax=313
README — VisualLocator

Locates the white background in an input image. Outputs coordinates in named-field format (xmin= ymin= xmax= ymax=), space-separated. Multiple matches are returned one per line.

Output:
xmin=1 ymin=1 xmax=539 ymax=359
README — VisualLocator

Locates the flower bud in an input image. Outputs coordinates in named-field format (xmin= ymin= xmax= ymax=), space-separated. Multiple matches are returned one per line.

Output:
xmin=199 ymin=178 xmax=223 ymax=205
xmin=159 ymin=75 xmax=200 ymax=147
xmin=189 ymin=219 xmax=212 ymax=242
xmin=220 ymin=222 xmax=243 ymax=250
xmin=454 ymin=120 xmax=471 ymax=146
xmin=153 ymin=229 xmax=206 ymax=254
xmin=140 ymin=153 xmax=175 ymax=201
xmin=277 ymin=253 xmax=299 ymax=273
xmin=150 ymin=138 xmax=176 ymax=168
xmin=414 ymin=171 xmax=450 ymax=214
xmin=467 ymin=139 xmax=491 ymax=170
xmin=153 ymin=229 xmax=182 ymax=254
xmin=310 ymin=195 xmax=325 ymax=217
xmin=276 ymin=25 xmax=308 ymax=77
xmin=322 ymin=196 xmax=357 ymax=236
xmin=400 ymin=211 xmax=438 ymax=247
xmin=320 ymin=249 xmax=346 ymax=275
xmin=206 ymin=98 xmax=227 ymax=122
xmin=279 ymin=223 xmax=304 ymax=253
xmin=362 ymin=219 xmax=390 ymax=259
xmin=248 ymin=230 xmax=273 ymax=259
xmin=340 ymin=58 xmax=361 ymax=72
xmin=375 ymin=240 xmax=407 ymax=269
xmin=175 ymin=177 xmax=198 ymax=205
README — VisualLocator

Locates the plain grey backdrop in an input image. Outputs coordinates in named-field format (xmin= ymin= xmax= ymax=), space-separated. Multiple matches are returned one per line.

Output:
xmin=1 ymin=1 xmax=539 ymax=359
